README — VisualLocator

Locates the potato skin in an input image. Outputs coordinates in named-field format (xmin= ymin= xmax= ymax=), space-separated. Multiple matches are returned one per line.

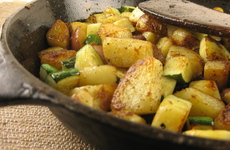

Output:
xmin=71 ymin=26 xmax=87 ymax=51
xmin=171 ymin=28 xmax=199 ymax=50
xmin=136 ymin=14 xmax=167 ymax=37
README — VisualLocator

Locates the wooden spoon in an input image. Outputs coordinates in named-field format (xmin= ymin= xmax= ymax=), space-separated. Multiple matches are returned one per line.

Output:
xmin=138 ymin=0 xmax=230 ymax=37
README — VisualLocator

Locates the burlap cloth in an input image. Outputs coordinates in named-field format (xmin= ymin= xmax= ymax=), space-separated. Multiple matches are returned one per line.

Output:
xmin=0 ymin=1 xmax=95 ymax=149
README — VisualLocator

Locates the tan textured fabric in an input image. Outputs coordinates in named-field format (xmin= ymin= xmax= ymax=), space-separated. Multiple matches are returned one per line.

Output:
xmin=0 ymin=1 xmax=26 ymax=27
xmin=0 ymin=1 xmax=95 ymax=149
xmin=0 ymin=105 xmax=95 ymax=150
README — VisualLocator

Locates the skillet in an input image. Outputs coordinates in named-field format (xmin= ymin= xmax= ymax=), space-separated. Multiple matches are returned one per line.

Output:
xmin=0 ymin=0 xmax=230 ymax=149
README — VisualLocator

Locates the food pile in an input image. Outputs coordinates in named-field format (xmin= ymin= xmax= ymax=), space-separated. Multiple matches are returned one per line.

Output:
xmin=38 ymin=6 xmax=230 ymax=140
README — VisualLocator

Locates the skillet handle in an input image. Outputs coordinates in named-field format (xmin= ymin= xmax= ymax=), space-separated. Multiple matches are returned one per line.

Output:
xmin=0 ymin=42 xmax=54 ymax=104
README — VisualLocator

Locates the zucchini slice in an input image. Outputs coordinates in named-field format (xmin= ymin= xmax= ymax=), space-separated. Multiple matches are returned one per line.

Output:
xmin=75 ymin=44 xmax=104 ymax=70
xmin=44 ymin=68 xmax=80 ymax=88
xmin=120 ymin=5 xmax=135 ymax=13
xmin=163 ymin=56 xmax=193 ymax=83
xmin=50 ymin=68 xmax=80 ymax=82
xmin=188 ymin=117 xmax=214 ymax=126
xmin=61 ymin=57 xmax=76 ymax=70
xmin=151 ymin=95 xmax=192 ymax=132
xmin=84 ymin=34 xmax=102 ymax=45
xmin=40 ymin=64 xmax=59 ymax=81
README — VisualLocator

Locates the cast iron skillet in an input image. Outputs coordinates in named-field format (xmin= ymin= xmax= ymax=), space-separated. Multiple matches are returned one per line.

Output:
xmin=0 ymin=0 xmax=230 ymax=149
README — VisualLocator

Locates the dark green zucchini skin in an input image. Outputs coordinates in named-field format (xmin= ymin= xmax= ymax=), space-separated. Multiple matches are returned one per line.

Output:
xmin=61 ymin=57 xmax=76 ymax=69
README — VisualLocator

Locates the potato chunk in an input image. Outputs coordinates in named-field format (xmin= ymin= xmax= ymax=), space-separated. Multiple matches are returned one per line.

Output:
xmin=71 ymin=26 xmax=87 ymax=51
xmin=98 ymin=23 xmax=132 ymax=41
xmin=38 ymin=49 xmax=76 ymax=70
xmin=199 ymin=37 xmax=230 ymax=62
xmin=71 ymin=84 xmax=117 ymax=111
xmin=109 ymin=111 xmax=146 ymax=124
xmin=183 ymin=130 xmax=230 ymax=141
xmin=46 ymin=19 xmax=70 ymax=49
xmin=151 ymin=95 xmax=192 ymax=132
xmin=136 ymin=14 xmax=167 ymax=37
xmin=221 ymin=88 xmax=230 ymax=104
xmin=79 ymin=65 xmax=117 ymax=86
xmin=171 ymin=28 xmax=199 ymax=50
xmin=214 ymin=104 xmax=230 ymax=131
xmin=166 ymin=46 xmax=204 ymax=79
xmin=204 ymin=60 xmax=230 ymax=91
xmin=103 ymin=37 xmax=153 ymax=67
xmin=129 ymin=7 xmax=145 ymax=25
xmin=174 ymin=87 xmax=225 ymax=118
xmin=189 ymin=80 xmax=221 ymax=100
xmin=111 ymin=56 xmax=163 ymax=115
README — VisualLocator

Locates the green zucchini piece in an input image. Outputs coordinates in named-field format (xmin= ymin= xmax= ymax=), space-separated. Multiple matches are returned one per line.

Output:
xmin=163 ymin=56 xmax=193 ymax=83
xmin=61 ymin=57 xmax=76 ymax=69
xmin=188 ymin=117 xmax=214 ymax=126
xmin=120 ymin=5 xmax=135 ymax=12
xmin=56 ymin=75 xmax=80 ymax=95
xmin=40 ymin=64 xmax=59 ymax=81
xmin=44 ymin=74 xmax=57 ymax=88
xmin=44 ymin=68 xmax=80 ymax=89
xmin=84 ymin=34 xmax=102 ymax=45
xmin=161 ymin=76 xmax=177 ymax=97
xmin=75 ymin=44 xmax=104 ymax=70
xmin=50 ymin=68 xmax=80 ymax=82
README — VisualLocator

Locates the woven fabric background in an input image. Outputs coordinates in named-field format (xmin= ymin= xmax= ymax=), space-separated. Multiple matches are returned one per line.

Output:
xmin=0 ymin=1 xmax=95 ymax=149
xmin=0 ymin=105 xmax=94 ymax=150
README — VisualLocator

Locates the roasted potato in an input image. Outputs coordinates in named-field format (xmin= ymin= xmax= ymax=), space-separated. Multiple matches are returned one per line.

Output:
xmin=38 ymin=49 xmax=76 ymax=70
xmin=79 ymin=65 xmax=117 ymax=86
xmin=136 ymin=14 xmax=167 ymax=38
xmin=71 ymin=26 xmax=87 ymax=51
xmin=214 ymin=103 xmax=230 ymax=131
xmin=102 ymin=37 xmax=153 ymax=67
xmin=221 ymin=88 xmax=230 ymax=104
xmin=183 ymin=130 xmax=230 ymax=141
xmin=46 ymin=19 xmax=70 ymax=49
xmin=199 ymin=36 xmax=230 ymax=62
xmin=171 ymin=28 xmax=199 ymax=50
xmin=189 ymin=80 xmax=221 ymax=100
xmin=111 ymin=56 xmax=163 ymax=115
xmin=174 ymin=87 xmax=225 ymax=118
xmin=203 ymin=60 xmax=230 ymax=91
xmin=151 ymin=95 xmax=192 ymax=132
xmin=109 ymin=110 xmax=146 ymax=124
xmin=98 ymin=23 xmax=132 ymax=41
xmin=71 ymin=84 xmax=117 ymax=111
